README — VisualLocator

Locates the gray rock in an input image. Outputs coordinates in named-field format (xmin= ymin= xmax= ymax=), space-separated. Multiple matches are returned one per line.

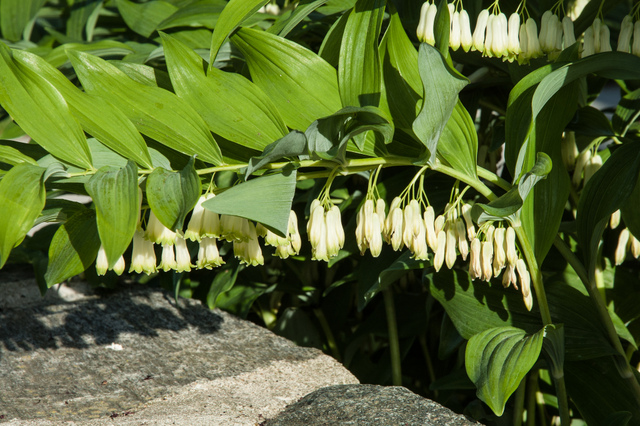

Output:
xmin=0 ymin=270 xmax=358 ymax=424
xmin=267 ymin=384 xmax=481 ymax=426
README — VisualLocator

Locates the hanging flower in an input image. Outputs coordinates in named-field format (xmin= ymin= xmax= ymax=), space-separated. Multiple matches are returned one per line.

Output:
xmin=615 ymin=228 xmax=630 ymax=265
xmin=618 ymin=15 xmax=633 ymax=53
xmin=185 ymin=193 xmax=220 ymax=242
xmin=158 ymin=244 xmax=177 ymax=272
xmin=96 ymin=245 xmax=109 ymax=276
xmin=493 ymin=227 xmax=506 ymax=276
xmin=469 ymin=237 xmax=482 ymax=280
xmin=196 ymin=237 xmax=224 ymax=269
xmin=472 ymin=9 xmax=490 ymax=52
xmin=460 ymin=10 xmax=473 ymax=52
xmin=174 ymin=236 xmax=193 ymax=272
xmin=145 ymin=211 xmax=176 ymax=246
xmin=417 ymin=2 xmax=438 ymax=45
xmin=130 ymin=228 xmax=157 ymax=275
xmin=562 ymin=16 xmax=576 ymax=48
xmin=233 ymin=221 xmax=263 ymax=266
xmin=450 ymin=6 xmax=461 ymax=51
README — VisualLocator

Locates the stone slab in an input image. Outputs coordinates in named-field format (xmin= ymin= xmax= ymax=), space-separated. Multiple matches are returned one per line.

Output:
xmin=0 ymin=269 xmax=358 ymax=424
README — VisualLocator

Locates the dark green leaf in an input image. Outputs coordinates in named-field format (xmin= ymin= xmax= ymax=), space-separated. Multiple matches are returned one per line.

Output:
xmin=268 ymin=0 xmax=328 ymax=37
xmin=146 ymin=157 xmax=201 ymax=231
xmin=613 ymin=88 xmax=640 ymax=136
xmin=157 ymin=0 xmax=226 ymax=30
xmin=85 ymin=161 xmax=139 ymax=268
xmin=0 ymin=0 xmax=46 ymax=41
xmin=207 ymin=260 xmax=241 ymax=309
xmin=0 ymin=163 xmax=46 ymax=268
xmin=412 ymin=43 xmax=468 ymax=164
xmin=245 ymin=131 xmax=307 ymax=179
xmin=44 ymin=209 xmax=100 ymax=286
xmin=203 ymin=170 xmax=296 ymax=237
xmin=115 ymin=0 xmax=177 ymax=38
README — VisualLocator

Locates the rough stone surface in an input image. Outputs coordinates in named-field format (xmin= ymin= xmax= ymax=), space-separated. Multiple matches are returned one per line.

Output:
xmin=0 ymin=269 xmax=358 ymax=424
xmin=267 ymin=384 xmax=481 ymax=426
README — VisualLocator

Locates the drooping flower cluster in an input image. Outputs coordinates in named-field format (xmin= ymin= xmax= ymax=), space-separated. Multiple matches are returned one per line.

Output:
xmin=416 ymin=1 xmax=640 ymax=63
xmin=612 ymin=210 xmax=640 ymax=265
xmin=308 ymin=200 xmax=345 ymax=261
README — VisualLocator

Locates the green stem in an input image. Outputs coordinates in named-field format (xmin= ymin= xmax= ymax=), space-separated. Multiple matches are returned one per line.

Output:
xmin=433 ymin=162 xmax=498 ymax=202
xmin=313 ymin=308 xmax=342 ymax=362
xmin=513 ymin=376 xmax=527 ymax=426
xmin=418 ymin=334 xmax=438 ymax=398
xmin=526 ymin=370 xmax=539 ymax=426
xmin=553 ymin=236 xmax=640 ymax=405
xmin=383 ymin=286 xmax=402 ymax=386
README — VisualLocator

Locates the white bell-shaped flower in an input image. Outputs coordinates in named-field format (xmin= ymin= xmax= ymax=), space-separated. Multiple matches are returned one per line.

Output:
xmin=158 ymin=244 xmax=177 ymax=272
xmin=460 ymin=10 xmax=473 ymax=52
xmin=130 ymin=228 xmax=157 ymax=274
xmin=615 ymin=228 xmax=630 ymax=265
xmin=562 ymin=16 xmax=576 ymax=48
xmin=472 ymin=9 xmax=490 ymax=52
xmin=450 ymin=10 xmax=461 ymax=51
xmin=146 ymin=211 xmax=177 ymax=246
xmin=618 ymin=15 xmax=633 ymax=53
xmin=469 ymin=238 xmax=482 ymax=280
xmin=433 ymin=230 xmax=447 ymax=272
xmin=196 ymin=237 xmax=224 ymax=269
xmin=174 ymin=236 xmax=193 ymax=272
xmin=633 ymin=22 xmax=640 ymax=56
xmin=506 ymin=13 xmax=521 ymax=61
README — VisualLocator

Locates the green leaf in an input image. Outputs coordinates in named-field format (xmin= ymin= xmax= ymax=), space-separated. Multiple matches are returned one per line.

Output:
xmin=569 ymin=106 xmax=615 ymax=137
xmin=115 ymin=0 xmax=178 ymax=38
xmin=0 ymin=145 xmax=38 ymax=166
xmin=0 ymin=163 xmax=46 ymax=268
xmin=438 ymin=101 xmax=478 ymax=180
xmin=0 ymin=43 xmax=93 ymax=169
xmin=621 ymin=171 xmax=640 ymax=241
xmin=161 ymin=32 xmax=287 ymax=153
xmin=207 ymin=259 xmax=241 ymax=309
xmin=577 ymin=141 xmax=640 ymax=267
xmin=12 ymin=49 xmax=153 ymax=169
xmin=466 ymin=325 xmax=546 ymax=416
xmin=231 ymin=26 xmax=342 ymax=131
xmin=0 ymin=0 xmax=46 ymax=41
xmin=516 ymin=152 xmax=553 ymax=202
xmin=146 ymin=157 xmax=202 ymax=231
xmin=43 ymin=40 xmax=135 ymax=68
xmin=379 ymin=8 xmax=422 ymax=131
xmin=613 ymin=88 xmax=640 ymax=136
xmin=84 ymin=161 xmax=139 ymax=268
xmin=203 ymin=170 xmax=297 ymax=237
xmin=305 ymin=106 xmax=392 ymax=163
xmin=66 ymin=0 xmax=102 ymax=41
xmin=360 ymin=250 xmax=428 ymax=309
xmin=338 ymin=0 xmax=385 ymax=108
xmin=542 ymin=323 xmax=565 ymax=379
xmin=44 ymin=209 xmax=101 ymax=287
xmin=412 ymin=43 xmax=468 ymax=165
xmin=68 ymin=49 xmax=223 ymax=165
xmin=432 ymin=0 xmax=450 ymax=59
xmin=245 ymin=131 xmax=307 ymax=179
xmin=208 ymin=0 xmax=269 ymax=69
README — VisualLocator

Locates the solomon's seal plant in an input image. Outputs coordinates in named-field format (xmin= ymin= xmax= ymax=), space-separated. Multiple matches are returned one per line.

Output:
xmin=1 ymin=0 xmax=640 ymax=423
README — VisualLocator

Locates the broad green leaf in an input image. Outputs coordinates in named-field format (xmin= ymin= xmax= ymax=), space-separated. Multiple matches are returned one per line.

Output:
xmin=231 ymin=27 xmax=342 ymax=131
xmin=305 ymin=106 xmax=392 ymax=163
xmin=157 ymin=0 xmax=226 ymax=30
xmin=542 ymin=324 xmax=565 ymax=380
xmin=115 ymin=0 xmax=178 ymax=38
xmin=44 ymin=209 xmax=101 ymax=286
xmin=438 ymin=101 xmax=478 ymax=180
xmin=466 ymin=325 xmax=546 ymax=416
xmin=379 ymin=9 xmax=422 ymax=131
xmin=0 ymin=0 xmax=46 ymax=41
xmin=621 ymin=171 xmax=640 ymax=241
xmin=0 ymin=163 xmax=46 ymax=268
xmin=360 ymin=250 xmax=428 ymax=309
xmin=268 ymin=0 xmax=328 ymax=37
xmin=569 ymin=105 xmax=615 ymax=137
xmin=245 ymin=131 xmax=307 ymax=179
xmin=318 ymin=10 xmax=348 ymax=67
xmin=532 ymin=53 xmax=640 ymax=121
xmin=0 ymin=140 xmax=48 ymax=162
xmin=35 ymin=199 xmax=87 ymax=227
xmin=85 ymin=161 xmax=139 ymax=268
xmin=146 ymin=158 xmax=202 ymax=231
xmin=68 ymin=49 xmax=223 ymax=165
xmin=516 ymin=152 xmax=553 ymax=202
xmin=203 ymin=170 xmax=297 ymax=237
xmin=317 ymin=0 xmax=357 ymax=15
xmin=43 ymin=40 xmax=135 ymax=68
xmin=338 ymin=0 xmax=385 ymax=108
xmin=577 ymin=141 xmax=640 ymax=267
xmin=412 ymin=43 xmax=468 ymax=164
xmin=161 ymin=32 xmax=287 ymax=153
xmin=0 ymin=145 xmax=38 ymax=166
xmin=0 ymin=43 xmax=93 ymax=169
xmin=432 ymin=0 xmax=450 ymax=59
xmin=12 ymin=49 xmax=153 ymax=169
xmin=66 ymin=0 xmax=102 ymax=41
xmin=208 ymin=0 xmax=269 ymax=70
xmin=613 ymin=87 xmax=640 ymax=137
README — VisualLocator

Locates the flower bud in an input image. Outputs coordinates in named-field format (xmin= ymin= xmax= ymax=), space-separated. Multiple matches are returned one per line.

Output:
xmin=572 ymin=149 xmax=592 ymax=186
xmin=450 ymin=10 xmax=461 ymax=51
xmin=234 ymin=221 xmax=263 ymax=266
xmin=615 ymin=228 xmax=630 ymax=265
xmin=461 ymin=204 xmax=476 ymax=239
xmin=376 ymin=199 xmax=386 ymax=230
xmin=158 ymin=244 xmax=177 ymax=272
xmin=196 ymin=237 xmax=224 ymax=269
xmin=610 ymin=209 xmax=621 ymax=230
xmin=460 ymin=10 xmax=473 ymax=52
xmin=583 ymin=153 xmax=602 ymax=184
xmin=369 ymin=213 xmax=383 ymax=258
xmin=308 ymin=201 xmax=325 ymax=247
xmin=502 ymin=263 xmax=518 ymax=288
xmin=582 ymin=26 xmax=595 ymax=57
xmin=456 ymin=218 xmax=469 ymax=260
xmin=518 ymin=22 xmax=529 ymax=61
xmin=481 ymin=240 xmax=493 ymax=281
xmin=592 ymin=18 xmax=601 ymax=53
xmin=424 ymin=206 xmax=438 ymax=251
xmin=561 ymin=131 xmax=578 ymax=171
xmin=411 ymin=220 xmax=429 ymax=261
xmin=434 ymin=214 xmax=445 ymax=235
xmin=484 ymin=14 xmax=495 ymax=57
xmin=434 ymin=230 xmax=447 ymax=272
xmin=539 ymin=10 xmax=553 ymax=52
xmin=326 ymin=206 xmax=344 ymax=257
xmin=384 ymin=197 xmax=402 ymax=241
xmin=491 ymin=12 xmax=508 ymax=58
xmin=506 ymin=13 xmax=521 ymax=61
xmin=312 ymin=216 xmax=329 ymax=262
xmin=472 ymin=10 xmax=490 ymax=52
xmin=146 ymin=211 xmax=176 ymax=245
xmin=130 ymin=229 xmax=157 ymax=274
xmin=493 ymin=227 xmax=506 ymax=276
xmin=469 ymin=238 xmax=482 ymax=280
xmin=389 ymin=207 xmax=404 ymax=251
xmin=525 ymin=18 xmax=543 ymax=58
xmin=630 ymin=233 xmax=640 ymax=259
xmin=445 ymin=224 xmax=458 ymax=269
xmin=618 ymin=15 xmax=633 ymax=53
xmin=505 ymin=226 xmax=518 ymax=265
xmin=562 ymin=16 xmax=576 ymax=48
xmin=403 ymin=202 xmax=416 ymax=249
xmin=112 ymin=255 xmax=126 ymax=276
xmin=599 ymin=24 xmax=612 ymax=52
xmin=633 ymin=22 xmax=640 ymax=56
xmin=516 ymin=258 xmax=532 ymax=311
xmin=174 ymin=236 xmax=193 ymax=272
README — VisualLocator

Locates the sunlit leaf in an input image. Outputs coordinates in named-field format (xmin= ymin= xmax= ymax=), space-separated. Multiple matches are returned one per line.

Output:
xmin=115 ymin=0 xmax=177 ymax=38
xmin=85 ymin=161 xmax=139 ymax=268
xmin=438 ymin=101 xmax=478 ymax=180
xmin=245 ymin=131 xmax=307 ymax=179
xmin=0 ymin=0 xmax=46 ymax=41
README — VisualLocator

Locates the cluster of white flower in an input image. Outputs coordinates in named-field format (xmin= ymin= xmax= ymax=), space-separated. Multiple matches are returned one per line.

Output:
xmin=307 ymin=200 xmax=345 ymax=261
xmin=417 ymin=1 xmax=640 ymax=63
xmin=611 ymin=210 xmax=640 ymax=265
xmin=96 ymin=193 xmax=302 ymax=276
